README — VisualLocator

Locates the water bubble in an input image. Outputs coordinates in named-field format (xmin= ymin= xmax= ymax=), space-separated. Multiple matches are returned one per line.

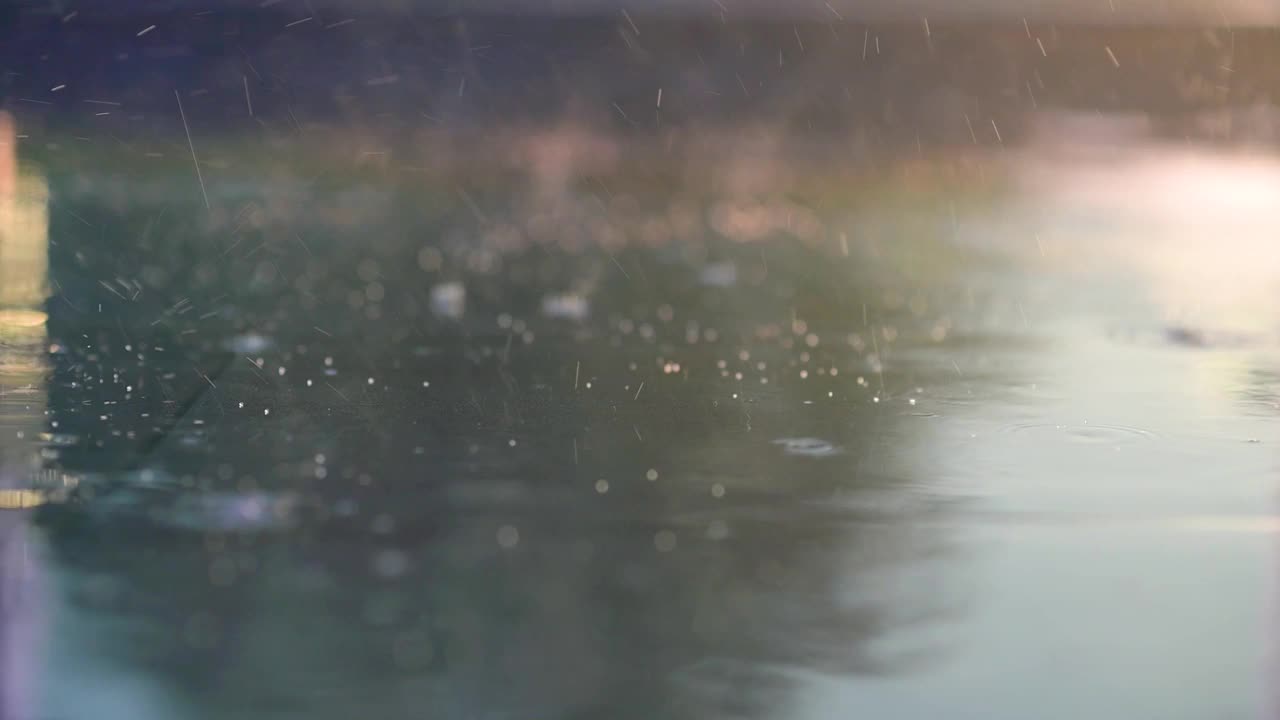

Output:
xmin=653 ymin=530 xmax=677 ymax=552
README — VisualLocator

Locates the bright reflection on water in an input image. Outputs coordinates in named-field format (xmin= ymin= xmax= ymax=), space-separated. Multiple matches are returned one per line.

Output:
xmin=0 ymin=110 xmax=50 ymax=720
xmin=800 ymin=121 xmax=1280 ymax=720
xmin=0 ymin=110 xmax=1277 ymax=719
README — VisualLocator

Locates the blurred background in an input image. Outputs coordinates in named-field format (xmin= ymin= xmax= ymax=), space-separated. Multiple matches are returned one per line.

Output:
xmin=0 ymin=1 xmax=1279 ymax=719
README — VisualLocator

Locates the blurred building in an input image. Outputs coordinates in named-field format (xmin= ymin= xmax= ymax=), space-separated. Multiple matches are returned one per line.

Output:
xmin=0 ymin=111 xmax=48 ymax=328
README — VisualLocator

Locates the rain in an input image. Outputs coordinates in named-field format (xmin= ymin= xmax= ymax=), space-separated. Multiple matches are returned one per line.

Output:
xmin=0 ymin=1 xmax=1279 ymax=719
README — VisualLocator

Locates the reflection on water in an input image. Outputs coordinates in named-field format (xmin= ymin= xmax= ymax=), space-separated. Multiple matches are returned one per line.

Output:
xmin=0 ymin=105 xmax=1274 ymax=719
xmin=0 ymin=112 xmax=48 ymax=334
xmin=1015 ymin=124 xmax=1280 ymax=337
xmin=0 ymin=110 xmax=50 ymax=720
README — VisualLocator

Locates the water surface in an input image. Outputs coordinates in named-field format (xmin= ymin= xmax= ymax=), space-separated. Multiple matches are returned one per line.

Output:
xmin=1 ymin=36 xmax=1278 ymax=720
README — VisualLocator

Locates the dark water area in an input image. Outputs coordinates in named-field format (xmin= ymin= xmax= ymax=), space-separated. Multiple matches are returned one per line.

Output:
xmin=1 ymin=5 xmax=1279 ymax=720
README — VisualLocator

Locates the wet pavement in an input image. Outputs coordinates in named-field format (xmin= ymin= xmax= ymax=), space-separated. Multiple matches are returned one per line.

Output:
xmin=2 ymin=9 xmax=1280 ymax=720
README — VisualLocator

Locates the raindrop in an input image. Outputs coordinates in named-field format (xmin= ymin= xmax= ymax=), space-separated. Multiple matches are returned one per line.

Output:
xmin=224 ymin=333 xmax=273 ymax=354
xmin=700 ymin=261 xmax=737 ymax=288
xmin=430 ymin=282 xmax=466 ymax=319
xmin=497 ymin=524 xmax=520 ymax=548
xmin=541 ymin=293 xmax=590 ymax=320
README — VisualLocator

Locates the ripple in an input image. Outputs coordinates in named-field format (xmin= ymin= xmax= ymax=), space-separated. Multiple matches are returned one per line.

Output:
xmin=1001 ymin=422 xmax=1157 ymax=444
xmin=772 ymin=437 xmax=843 ymax=457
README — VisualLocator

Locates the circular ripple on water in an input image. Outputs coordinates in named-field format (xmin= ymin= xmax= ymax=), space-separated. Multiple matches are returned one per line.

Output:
xmin=1001 ymin=422 xmax=1157 ymax=444
xmin=772 ymin=437 xmax=844 ymax=457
